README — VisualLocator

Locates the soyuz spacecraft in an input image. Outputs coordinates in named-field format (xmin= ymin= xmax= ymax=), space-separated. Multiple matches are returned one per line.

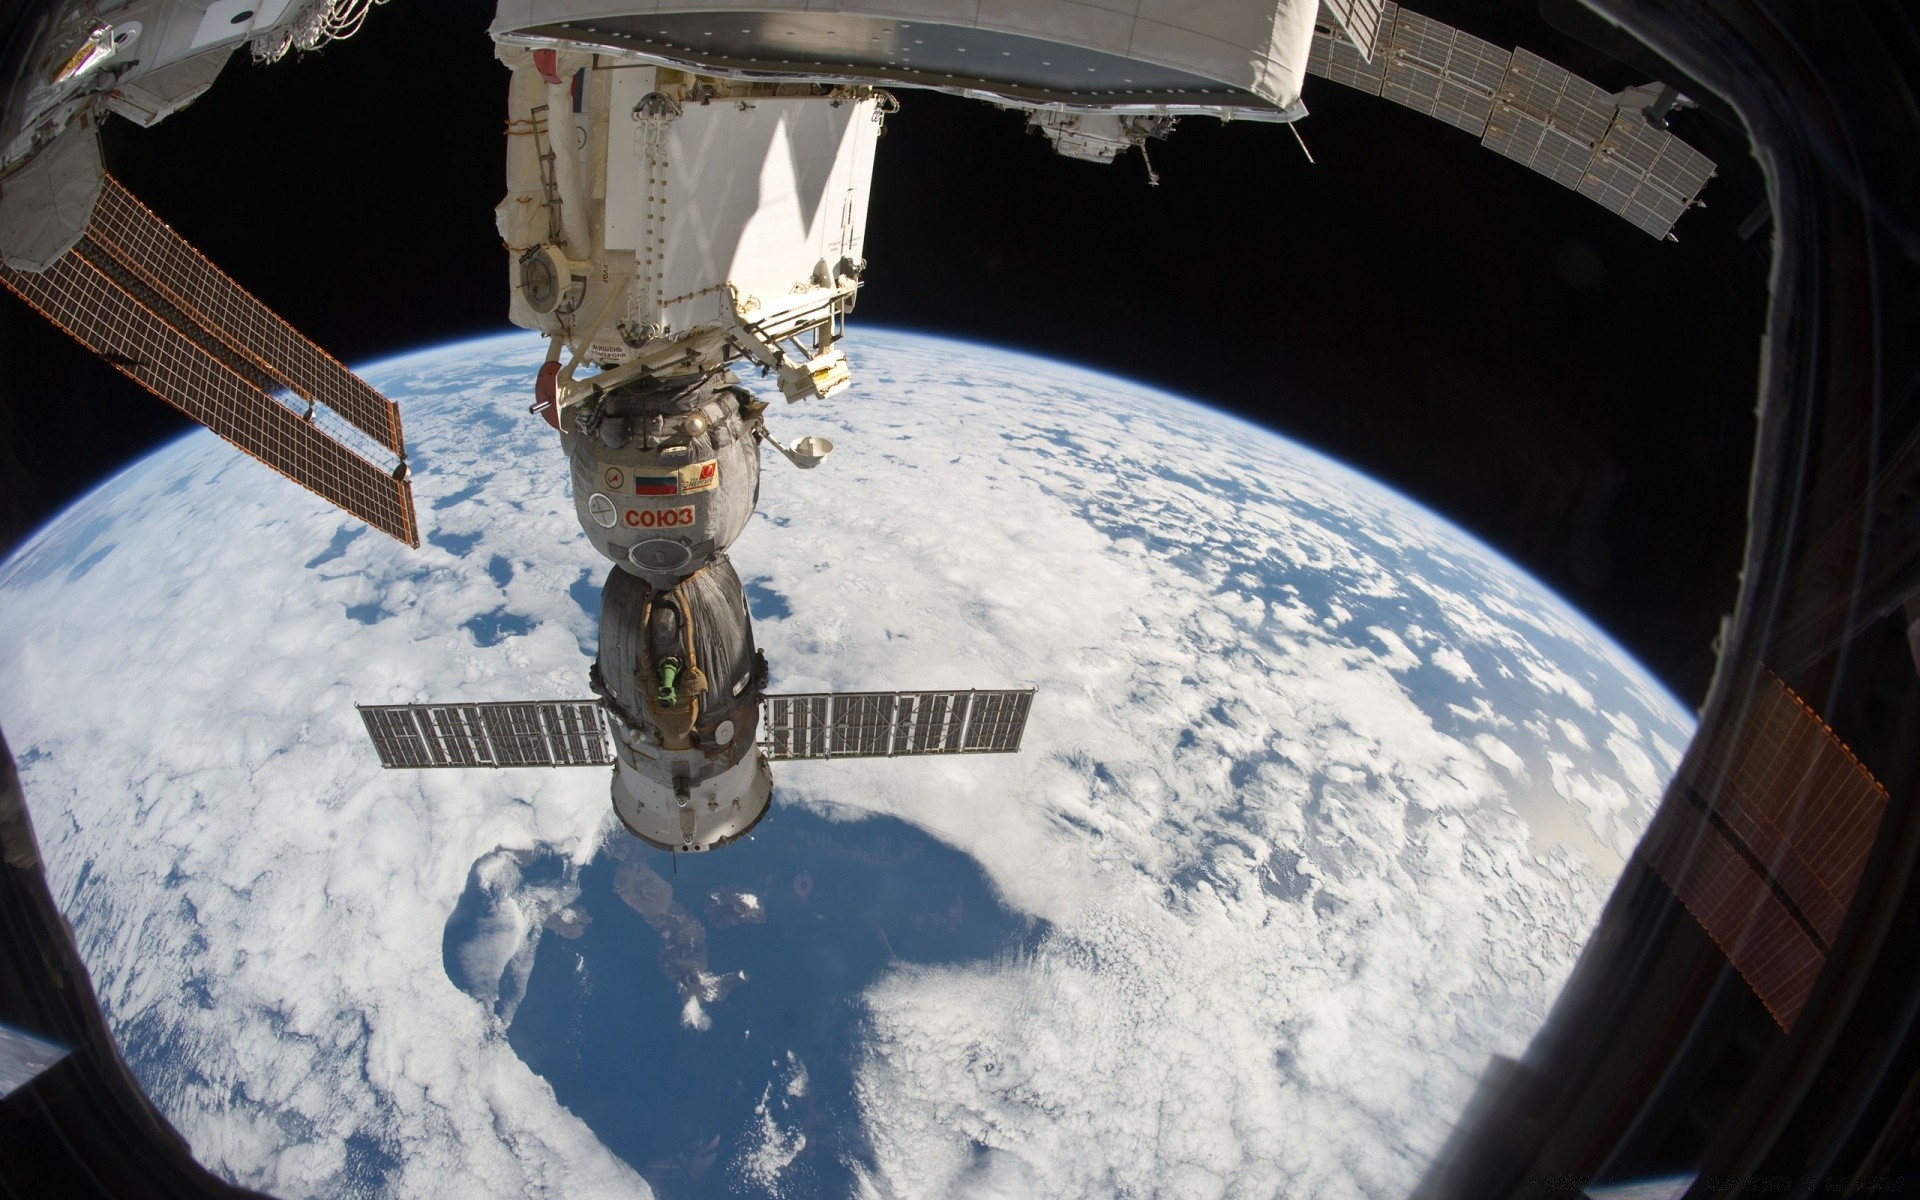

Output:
xmin=0 ymin=0 xmax=1716 ymax=851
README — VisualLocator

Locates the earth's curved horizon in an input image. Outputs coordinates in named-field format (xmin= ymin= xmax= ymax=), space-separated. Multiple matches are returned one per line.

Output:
xmin=0 ymin=328 xmax=1692 ymax=1198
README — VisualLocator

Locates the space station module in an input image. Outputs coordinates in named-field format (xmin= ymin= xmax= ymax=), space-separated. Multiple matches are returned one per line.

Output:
xmin=485 ymin=2 xmax=1327 ymax=849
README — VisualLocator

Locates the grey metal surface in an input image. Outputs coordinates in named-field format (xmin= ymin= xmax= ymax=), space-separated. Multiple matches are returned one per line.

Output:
xmin=358 ymin=701 xmax=612 ymax=768
xmin=1482 ymin=48 xmax=1615 ymax=191
xmin=0 ymin=115 xmax=102 ymax=271
xmin=1378 ymin=8 xmax=1508 ymax=135
xmin=1578 ymin=107 xmax=1718 ymax=238
xmin=762 ymin=688 xmax=1034 ymax=760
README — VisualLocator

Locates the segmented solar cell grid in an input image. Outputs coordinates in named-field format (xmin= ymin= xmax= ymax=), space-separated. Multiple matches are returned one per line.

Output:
xmin=834 ymin=693 xmax=898 ymax=757
xmin=1307 ymin=27 xmax=1388 ymax=94
xmin=1318 ymin=0 xmax=1388 ymax=63
xmin=1578 ymin=109 xmax=1716 ymax=238
xmin=358 ymin=701 xmax=612 ymax=768
xmin=962 ymin=689 xmax=1034 ymax=752
xmin=892 ymin=691 xmax=968 ymax=755
xmin=86 ymin=177 xmax=405 ymax=454
xmin=763 ymin=694 xmax=831 ymax=760
xmin=0 ymin=248 xmax=419 ymax=546
xmin=1298 ymin=6 xmax=1713 ymax=238
xmin=1642 ymin=670 xmax=1890 ymax=1031
xmin=762 ymin=690 xmax=1034 ymax=760
xmin=361 ymin=706 xmax=436 ymax=768
xmin=424 ymin=706 xmax=489 ymax=766
xmin=1379 ymin=9 xmax=1508 ymax=135
xmin=1482 ymin=47 xmax=1614 ymax=190
xmin=1641 ymin=800 xmax=1827 ymax=1028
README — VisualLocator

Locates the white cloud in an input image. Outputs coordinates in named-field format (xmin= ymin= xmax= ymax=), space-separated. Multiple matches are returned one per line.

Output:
xmin=1432 ymin=645 xmax=1479 ymax=684
xmin=0 ymin=337 xmax=643 ymax=1199
xmin=1475 ymin=734 xmax=1527 ymax=781
xmin=1607 ymin=731 xmax=1664 ymax=801
xmin=1367 ymin=626 xmax=1422 ymax=671
xmin=734 ymin=1053 xmax=810 ymax=1196
xmin=0 ymin=331 xmax=1697 ymax=1200
xmin=681 ymin=997 xmax=712 ymax=1032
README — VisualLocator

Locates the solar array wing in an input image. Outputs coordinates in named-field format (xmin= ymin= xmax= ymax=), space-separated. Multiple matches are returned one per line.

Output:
xmin=1 ymin=242 xmax=419 ymax=546
xmin=358 ymin=701 xmax=613 ymax=768
xmin=1483 ymin=48 xmax=1616 ymax=190
xmin=0 ymin=176 xmax=418 ymax=546
xmin=960 ymin=689 xmax=1034 ymax=752
xmin=1305 ymin=2 xmax=1394 ymax=93
xmin=1378 ymin=8 xmax=1509 ymax=135
xmin=1317 ymin=0 xmax=1388 ymax=64
xmin=85 ymin=178 xmax=406 ymax=454
xmin=1640 ymin=669 xmax=1890 ymax=1032
xmin=1299 ymin=5 xmax=1714 ymax=238
xmin=1578 ymin=108 xmax=1718 ymax=238
xmin=762 ymin=689 xmax=1035 ymax=761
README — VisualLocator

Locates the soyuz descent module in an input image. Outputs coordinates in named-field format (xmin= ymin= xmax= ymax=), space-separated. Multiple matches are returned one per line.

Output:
xmin=0 ymin=0 xmax=1716 ymax=851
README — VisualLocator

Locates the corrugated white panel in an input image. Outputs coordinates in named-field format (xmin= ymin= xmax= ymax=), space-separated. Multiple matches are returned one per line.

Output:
xmin=605 ymin=77 xmax=878 ymax=340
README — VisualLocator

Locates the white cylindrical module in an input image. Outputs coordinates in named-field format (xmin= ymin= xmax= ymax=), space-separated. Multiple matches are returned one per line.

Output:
xmin=608 ymin=738 xmax=773 ymax=852
xmin=566 ymin=375 xmax=762 ymax=585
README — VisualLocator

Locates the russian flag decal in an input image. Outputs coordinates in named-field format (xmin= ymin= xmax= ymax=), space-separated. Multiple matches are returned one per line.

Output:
xmin=634 ymin=474 xmax=678 ymax=496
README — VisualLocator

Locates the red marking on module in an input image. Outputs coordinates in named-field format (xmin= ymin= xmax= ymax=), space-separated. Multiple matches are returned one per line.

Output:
xmin=532 ymin=361 xmax=561 ymax=430
xmin=630 ymin=506 xmax=695 ymax=529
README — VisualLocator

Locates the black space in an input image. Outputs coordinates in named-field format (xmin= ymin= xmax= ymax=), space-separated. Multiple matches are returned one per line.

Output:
xmin=0 ymin=0 xmax=1772 ymax=705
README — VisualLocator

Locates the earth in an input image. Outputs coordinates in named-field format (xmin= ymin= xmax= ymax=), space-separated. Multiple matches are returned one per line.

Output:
xmin=0 ymin=330 xmax=1692 ymax=1199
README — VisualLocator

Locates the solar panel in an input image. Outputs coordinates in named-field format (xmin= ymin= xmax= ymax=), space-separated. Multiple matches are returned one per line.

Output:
xmin=1640 ymin=669 xmax=1890 ymax=1032
xmin=1318 ymin=0 xmax=1388 ymax=64
xmin=358 ymin=701 xmax=613 ymax=768
xmin=961 ymin=689 xmax=1034 ymax=752
xmin=762 ymin=689 xmax=1035 ymax=761
xmin=0 ymin=243 xmax=419 ymax=547
xmin=85 ymin=177 xmax=406 ymax=454
xmin=1482 ymin=48 xmax=1615 ymax=191
xmin=892 ymin=690 xmax=970 ymax=755
xmin=1307 ymin=17 xmax=1390 ymax=95
xmin=1578 ymin=108 xmax=1717 ymax=238
xmin=1378 ymin=9 xmax=1509 ymax=135
xmin=1300 ymin=7 xmax=1714 ymax=239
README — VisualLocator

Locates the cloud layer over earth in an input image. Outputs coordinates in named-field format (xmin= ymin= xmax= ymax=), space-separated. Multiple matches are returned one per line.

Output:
xmin=0 ymin=331 xmax=1692 ymax=1197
